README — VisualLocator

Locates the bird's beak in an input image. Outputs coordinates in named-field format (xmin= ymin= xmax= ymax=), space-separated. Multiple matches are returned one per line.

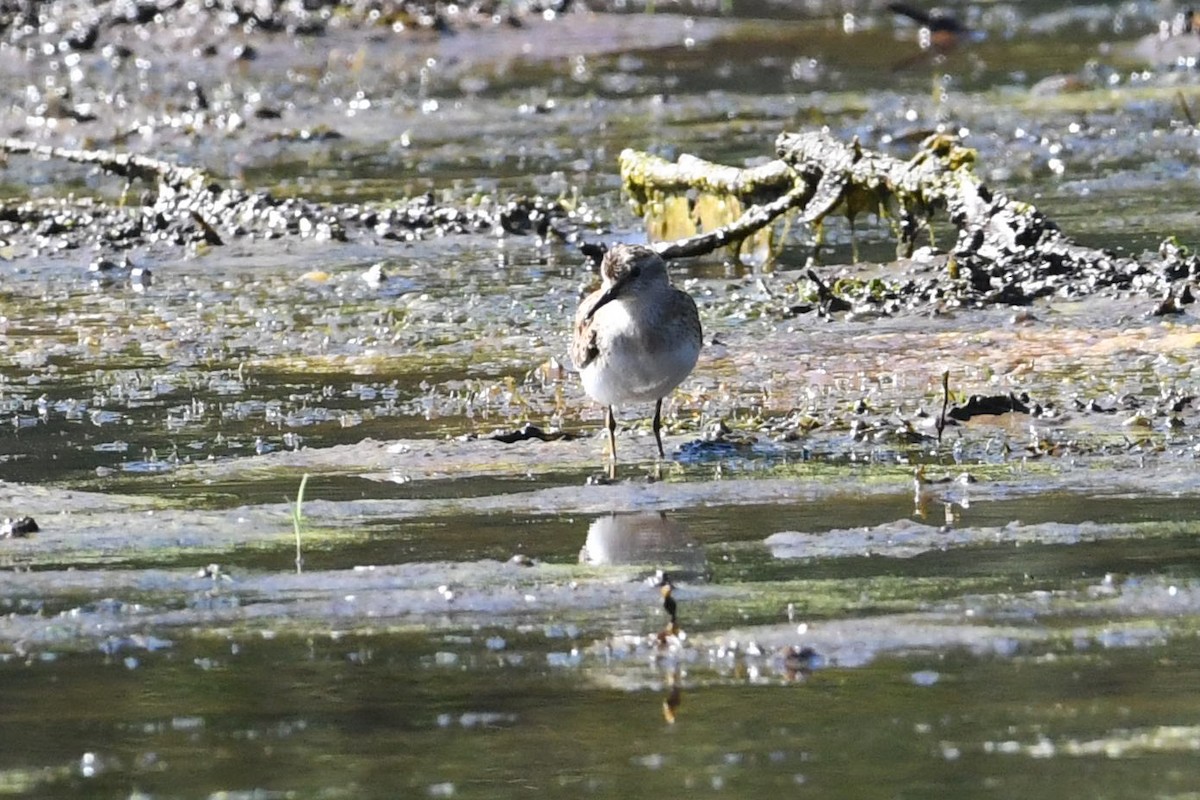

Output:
xmin=585 ymin=273 xmax=631 ymax=321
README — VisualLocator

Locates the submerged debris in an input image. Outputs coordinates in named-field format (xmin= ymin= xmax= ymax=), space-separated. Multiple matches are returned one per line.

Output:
xmin=488 ymin=424 xmax=576 ymax=444
xmin=948 ymin=393 xmax=1033 ymax=421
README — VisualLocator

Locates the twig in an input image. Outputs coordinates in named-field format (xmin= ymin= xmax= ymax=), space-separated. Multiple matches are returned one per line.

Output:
xmin=805 ymin=268 xmax=852 ymax=313
xmin=1179 ymin=90 xmax=1197 ymax=127
xmin=936 ymin=370 xmax=949 ymax=442
xmin=652 ymin=184 xmax=811 ymax=260
xmin=292 ymin=473 xmax=309 ymax=574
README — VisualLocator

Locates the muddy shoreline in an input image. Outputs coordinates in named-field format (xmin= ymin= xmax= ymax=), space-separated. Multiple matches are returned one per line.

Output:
xmin=5 ymin=3 xmax=1200 ymax=795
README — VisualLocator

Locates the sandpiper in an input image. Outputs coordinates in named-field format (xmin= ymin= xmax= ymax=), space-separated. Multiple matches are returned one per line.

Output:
xmin=571 ymin=244 xmax=702 ymax=468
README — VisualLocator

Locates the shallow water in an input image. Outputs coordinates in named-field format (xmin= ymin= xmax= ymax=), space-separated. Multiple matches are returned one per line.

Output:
xmin=7 ymin=634 xmax=1200 ymax=799
xmin=4 ymin=0 xmax=1200 ymax=797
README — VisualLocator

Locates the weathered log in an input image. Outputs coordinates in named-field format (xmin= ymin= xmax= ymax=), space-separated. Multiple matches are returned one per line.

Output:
xmin=775 ymin=130 xmax=973 ymax=256
xmin=620 ymin=129 xmax=1142 ymax=286
xmin=619 ymin=130 xmax=1200 ymax=313
xmin=621 ymin=130 xmax=980 ymax=262
xmin=618 ymin=148 xmax=795 ymax=208
xmin=621 ymin=130 xmax=975 ymax=262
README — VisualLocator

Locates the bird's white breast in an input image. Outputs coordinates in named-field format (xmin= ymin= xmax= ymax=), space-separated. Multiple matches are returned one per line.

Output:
xmin=578 ymin=296 xmax=699 ymax=406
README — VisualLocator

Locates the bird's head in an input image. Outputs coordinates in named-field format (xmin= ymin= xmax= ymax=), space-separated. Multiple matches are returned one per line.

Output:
xmin=586 ymin=244 xmax=669 ymax=321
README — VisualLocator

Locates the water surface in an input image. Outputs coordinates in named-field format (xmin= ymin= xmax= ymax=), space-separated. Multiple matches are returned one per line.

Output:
xmin=3 ymin=0 xmax=1200 ymax=796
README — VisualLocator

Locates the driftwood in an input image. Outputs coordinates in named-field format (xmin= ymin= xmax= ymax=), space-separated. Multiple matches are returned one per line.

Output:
xmin=618 ymin=149 xmax=794 ymax=208
xmin=621 ymin=129 xmax=1200 ymax=311
xmin=622 ymin=131 xmax=975 ymax=262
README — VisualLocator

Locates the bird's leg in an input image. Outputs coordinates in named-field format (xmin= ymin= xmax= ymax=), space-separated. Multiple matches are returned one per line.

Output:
xmin=653 ymin=397 xmax=666 ymax=459
xmin=606 ymin=405 xmax=618 ymax=462
xmin=605 ymin=406 xmax=618 ymax=481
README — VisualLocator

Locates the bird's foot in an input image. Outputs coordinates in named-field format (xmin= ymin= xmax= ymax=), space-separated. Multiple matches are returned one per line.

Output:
xmin=586 ymin=462 xmax=619 ymax=485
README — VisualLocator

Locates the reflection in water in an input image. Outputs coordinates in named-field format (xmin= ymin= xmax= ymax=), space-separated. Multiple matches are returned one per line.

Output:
xmin=658 ymin=572 xmax=678 ymax=635
xmin=782 ymin=646 xmax=818 ymax=683
xmin=912 ymin=468 xmax=968 ymax=528
xmin=577 ymin=515 xmax=704 ymax=723
xmin=662 ymin=666 xmax=683 ymax=724
xmin=578 ymin=512 xmax=707 ymax=577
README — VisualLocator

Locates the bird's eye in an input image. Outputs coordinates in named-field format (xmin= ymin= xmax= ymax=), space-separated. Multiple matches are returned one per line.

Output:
xmin=629 ymin=265 xmax=642 ymax=278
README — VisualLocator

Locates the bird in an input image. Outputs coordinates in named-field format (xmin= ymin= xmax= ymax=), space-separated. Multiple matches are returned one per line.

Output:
xmin=887 ymin=2 xmax=975 ymax=56
xmin=571 ymin=244 xmax=702 ymax=471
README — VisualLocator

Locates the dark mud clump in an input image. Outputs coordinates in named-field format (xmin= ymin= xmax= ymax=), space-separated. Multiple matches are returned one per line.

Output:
xmin=0 ymin=141 xmax=601 ymax=258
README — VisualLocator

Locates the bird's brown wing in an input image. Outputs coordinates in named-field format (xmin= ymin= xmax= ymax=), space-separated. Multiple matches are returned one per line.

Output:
xmin=571 ymin=301 xmax=601 ymax=370
xmin=571 ymin=324 xmax=600 ymax=371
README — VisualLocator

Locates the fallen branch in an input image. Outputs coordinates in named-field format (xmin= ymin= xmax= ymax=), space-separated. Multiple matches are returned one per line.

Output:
xmin=776 ymin=130 xmax=971 ymax=254
xmin=620 ymin=129 xmax=1200 ymax=313
xmin=619 ymin=148 xmax=795 ymax=207
xmin=622 ymin=130 xmax=976 ymax=263
xmin=652 ymin=183 xmax=811 ymax=260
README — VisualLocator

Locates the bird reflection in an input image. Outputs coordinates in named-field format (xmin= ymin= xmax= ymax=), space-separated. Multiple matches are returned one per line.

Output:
xmin=662 ymin=665 xmax=683 ymax=724
xmin=578 ymin=512 xmax=707 ymax=577
xmin=782 ymin=646 xmax=818 ymax=683
xmin=656 ymin=571 xmax=679 ymax=639
xmin=654 ymin=576 xmax=684 ymax=724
